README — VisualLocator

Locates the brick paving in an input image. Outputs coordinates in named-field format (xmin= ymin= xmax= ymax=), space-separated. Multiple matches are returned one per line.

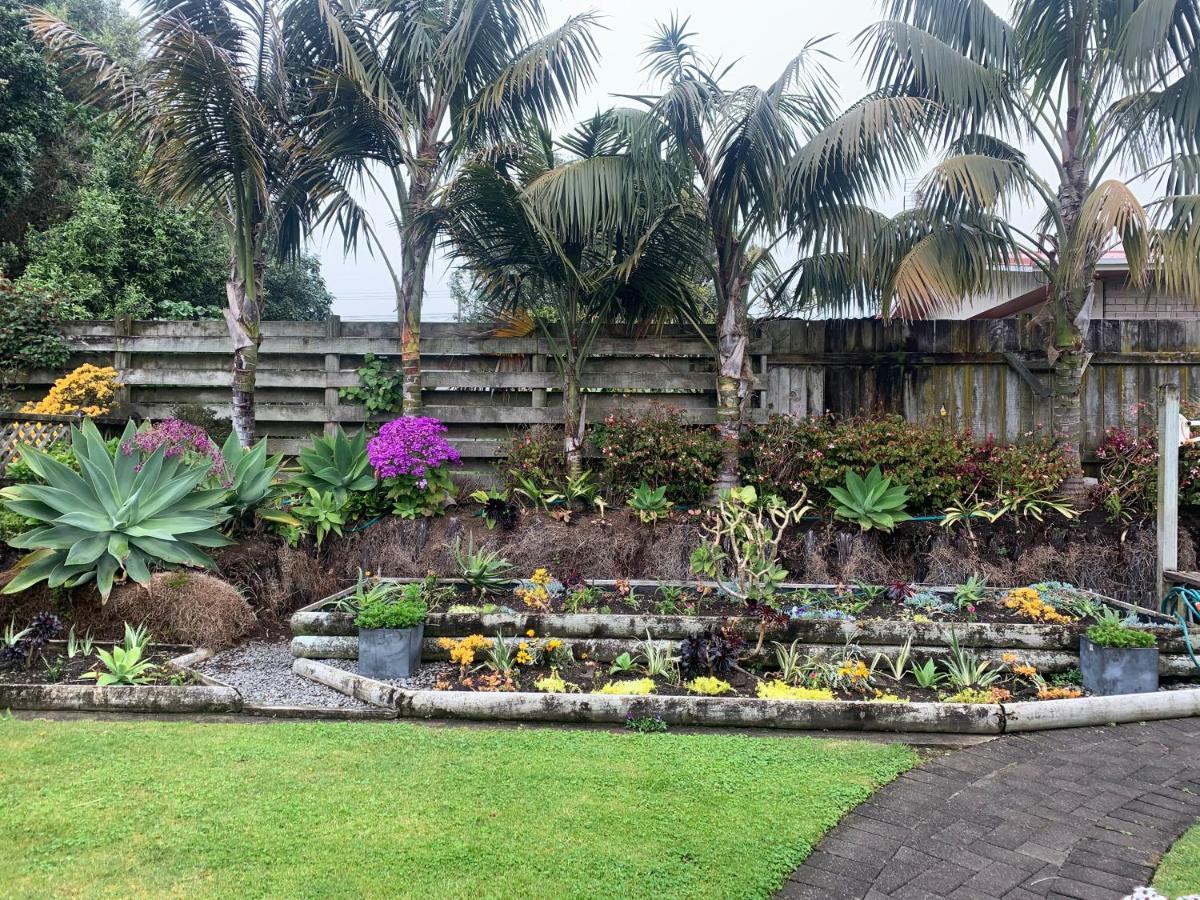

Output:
xmin=779 ymin=719 xmax=1200 ymax=899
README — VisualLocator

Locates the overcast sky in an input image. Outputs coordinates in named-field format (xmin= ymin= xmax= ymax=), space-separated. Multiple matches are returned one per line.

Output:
xmin=319 ymin=0 xmax=912 ymax=319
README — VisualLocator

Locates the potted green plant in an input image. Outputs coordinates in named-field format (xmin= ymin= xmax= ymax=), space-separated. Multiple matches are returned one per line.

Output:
xmin=355 ymin=584 xmax=428 ymax=679
xmin=1080 ymin=619 xmax=1158 ymax=696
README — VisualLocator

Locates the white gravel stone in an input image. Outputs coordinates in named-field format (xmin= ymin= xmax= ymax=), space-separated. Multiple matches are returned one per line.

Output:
xmin=197 ymin=640 xmax=368 ymax=709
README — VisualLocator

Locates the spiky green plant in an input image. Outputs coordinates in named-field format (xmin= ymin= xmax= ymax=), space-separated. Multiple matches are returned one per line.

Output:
xmin=1 ymin=420 xmax=231 ymax=600
xmin=828 ymin=466 xmax=913 ymax=532
xmin=452 ymin=535 xmax=515 ymax=598
xmin=220 ymin=433 xmax=297 ymax=528
xmin=292 ymin=428 xmax=375 ymax=503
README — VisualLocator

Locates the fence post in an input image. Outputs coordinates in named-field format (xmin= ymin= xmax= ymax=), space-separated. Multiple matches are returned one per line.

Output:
xmin=1157 ymin=382 xmax=1180 ymax=601
xmin=325 ymin=315 xmax=342 ymax=435
xmin=112 ymin=315 xmax=133 ymax=413
xmin=531 ymin=351 xmax=547 ymax=409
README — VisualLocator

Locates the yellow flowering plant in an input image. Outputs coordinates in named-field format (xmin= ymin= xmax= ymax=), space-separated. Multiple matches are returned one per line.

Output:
xmin=755 ymin=681 xmax=834 ymax=701
xmin=21 ymin=364 xmax=121 ymax=418
xmin=1003 ymin=587 xmax=1076 ymax=624
xmin=436 ymin=634 xmax=492 ymax=669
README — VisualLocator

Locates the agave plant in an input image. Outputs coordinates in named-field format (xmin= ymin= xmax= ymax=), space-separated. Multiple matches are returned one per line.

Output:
xmin=292 ymin=428 xmax=375 ymax=504
xmin=220 ymin=433 xmax=297 ymax=529
xmin=452 ymin=536 xmax=515 ymax=599
xmin=828 ymin=467 xmax=912 ymax=532
xmin=0 ymin=420 xmax=231 ymax=600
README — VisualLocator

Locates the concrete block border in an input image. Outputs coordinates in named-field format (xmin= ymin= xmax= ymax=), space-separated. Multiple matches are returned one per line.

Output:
xmin=295 ymin=658 xmax=1200 ymax=734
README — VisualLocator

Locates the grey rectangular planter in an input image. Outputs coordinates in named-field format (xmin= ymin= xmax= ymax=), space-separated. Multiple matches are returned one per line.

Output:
xmin=358 ymin=625 xmax=424 ymax=679
xmin=1080 ymin=637 xmax=1159 ymax=696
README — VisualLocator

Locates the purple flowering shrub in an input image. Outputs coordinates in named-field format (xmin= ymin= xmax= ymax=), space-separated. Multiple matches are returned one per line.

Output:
xmin=122 ymin=419 xmax=228 ymax=484
xmin=367 ymin=417 xmax=461 ymax=518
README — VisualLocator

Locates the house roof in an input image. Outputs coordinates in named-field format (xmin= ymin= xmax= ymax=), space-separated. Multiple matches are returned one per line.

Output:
xmin=970 ymin=250 xmax=1131 ymax=319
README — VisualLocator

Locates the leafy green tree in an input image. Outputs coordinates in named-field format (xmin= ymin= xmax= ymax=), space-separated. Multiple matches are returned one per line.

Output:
xmin=443 ymin=116 xmax=708 ymax=475
xmin=0 ymin=0 xmax=63 ymax=216
xmin=16 ymin=139 xmax=229 ymax=319
xmin=31 ymin=0 xmax=362 ymax=444
xmin=262 ymin=254 xmax=334 ymax=321
xmin=291 ymin=0 xmax=602 ymax=412
xmin=861 ymin=0 xmax=1200 ymax=488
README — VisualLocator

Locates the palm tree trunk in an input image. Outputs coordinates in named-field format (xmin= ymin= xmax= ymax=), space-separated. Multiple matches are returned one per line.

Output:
xmin=1050 ymin=300 xmax=1090 ymax=500
xmin=713 ymin=278 xmax=752 ymax=497
xmin=398 ymin=229 xmax=431 ymax=413
xmin=398 ymin=140 xmax=438 ymax=415
xmin=563 ymin=371 xmax=584 ymax=479
xmin=224 ymin=255 xmax=265 ymax=447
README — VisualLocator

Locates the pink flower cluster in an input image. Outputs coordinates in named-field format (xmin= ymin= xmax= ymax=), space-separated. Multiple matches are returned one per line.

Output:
xmin=367 ymin=416 xmax=460 ymax=484
xmin=121 ymin=419 xmax=227 ymax=482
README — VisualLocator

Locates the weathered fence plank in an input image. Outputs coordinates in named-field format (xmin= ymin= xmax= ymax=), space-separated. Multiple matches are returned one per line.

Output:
xmin=5 ymin=318 xmax=1197 ymax=461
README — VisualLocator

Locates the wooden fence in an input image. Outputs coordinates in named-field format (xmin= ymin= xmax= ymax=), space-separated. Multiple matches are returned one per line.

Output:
xmin=8 ymin=317 xmax=1200 ymax=462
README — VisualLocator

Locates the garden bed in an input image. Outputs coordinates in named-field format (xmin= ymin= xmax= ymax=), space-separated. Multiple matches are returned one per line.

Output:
xmin=0 ymin=646 xmax=242 ymax=713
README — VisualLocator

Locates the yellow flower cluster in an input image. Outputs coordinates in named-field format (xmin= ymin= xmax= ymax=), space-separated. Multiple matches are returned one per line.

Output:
xmin=21 ymin=364 xmax=121 ymax=418
xmin=837 ymin=659 xmax=870 ymax=685
xmin=756 ymin=681 xmax=834 ymax=701
xmin=1003 ymin=587 xmax=1075 ymax=624
xmin=516 ymin=642 xmax=533 ymax=665
xmin=545 ymin=638 xmax=563 ymax=653
xmin=531 ymin=568 xmax=553 ymax=588
xmin=437 ymin=634 xmax=492 ymax=668
xmin=516 ymin=585 xmax=549 ymax=610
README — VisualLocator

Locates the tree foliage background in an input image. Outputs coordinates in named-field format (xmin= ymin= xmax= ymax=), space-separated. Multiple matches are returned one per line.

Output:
xmin=0 ymin=0 xmax=335 ymax=326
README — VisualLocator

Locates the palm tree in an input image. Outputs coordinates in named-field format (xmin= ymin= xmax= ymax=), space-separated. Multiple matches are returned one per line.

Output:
xmin=288 ymin=0 xmax=602 ymax=413
xmin=860 ymin=0 xmax=1200 ymax=488
xmin=600 ymin=18 xmax=932 ymax=494
xmin=30 ymin=0 xmax=361 ymax=444
xmin=441 ymin=114 xmax=709 ymax=476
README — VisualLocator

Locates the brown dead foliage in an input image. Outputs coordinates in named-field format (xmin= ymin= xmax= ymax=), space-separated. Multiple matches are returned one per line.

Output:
xmin=77 ymin=571 xmax=256 ymax=648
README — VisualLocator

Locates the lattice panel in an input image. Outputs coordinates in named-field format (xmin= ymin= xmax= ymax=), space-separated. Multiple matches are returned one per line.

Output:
xmin=0 ymin=418 xmax=74 ymax=469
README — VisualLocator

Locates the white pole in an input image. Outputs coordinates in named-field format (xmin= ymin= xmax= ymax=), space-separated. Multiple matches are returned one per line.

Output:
xmin=1157 ymin=383 xmax=1180 ymax=600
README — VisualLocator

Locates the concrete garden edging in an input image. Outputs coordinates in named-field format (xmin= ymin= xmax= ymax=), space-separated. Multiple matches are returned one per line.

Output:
xmin=292 ymin=657 xmax=1200 ymax=735
xmin=0 ymin=647 xmax=242 ymax=714
xmin=288 ymin=632 xmax=1200 ymax=676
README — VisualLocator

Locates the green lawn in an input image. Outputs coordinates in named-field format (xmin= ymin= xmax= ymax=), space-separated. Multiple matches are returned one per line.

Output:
xmin=0 ymin=717 xmax=915 ymax=899
xmin=1155 ymin=823 xmax=1200 ymax=897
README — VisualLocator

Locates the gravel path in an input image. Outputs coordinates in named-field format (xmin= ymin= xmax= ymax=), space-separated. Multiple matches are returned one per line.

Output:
xmin=197 ymin=641 xmax=367 ymax=709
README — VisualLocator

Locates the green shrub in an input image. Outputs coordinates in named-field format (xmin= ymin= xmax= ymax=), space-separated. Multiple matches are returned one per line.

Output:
xmin=744 ymin=414 xmax=974 ymax=514
xmin=0 ymin=280 xmax=70 ymax=376
xmin=592 ymin=407 xmax=721 ymax=507
xmin=1087 ymin=622 xmax=1156 ymax=649
xmin=503 ymin=425 xmax=566 ymax=494
xmin=969 ymin=435 xmax=1072 ymax=499
xmin=354 ymin=592 xmax=427 ymax=630
xmin=744 ymin=414 xmax=1072 ymax=515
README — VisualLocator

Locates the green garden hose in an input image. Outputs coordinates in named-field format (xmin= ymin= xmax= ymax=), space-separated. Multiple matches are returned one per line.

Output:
xmin=1162 ymin=585 xmax=1200 ymax=670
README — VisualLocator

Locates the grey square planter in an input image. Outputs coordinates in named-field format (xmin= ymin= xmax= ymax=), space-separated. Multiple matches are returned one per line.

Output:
xmin=359 ymin=624 xmax=424 ymax=679
xmin=1080 ymin=637 xmax=1158 ymax=696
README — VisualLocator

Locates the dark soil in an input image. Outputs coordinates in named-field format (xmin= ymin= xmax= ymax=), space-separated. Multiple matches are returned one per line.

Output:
xmin=0 ymin=648 xmax=194 ymax=686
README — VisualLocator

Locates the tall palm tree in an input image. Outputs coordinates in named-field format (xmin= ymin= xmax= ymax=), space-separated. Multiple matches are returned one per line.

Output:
xmin=860 ymin=0 xmax=1200 ymax=488
xmin=288 ymin=0 xmax=601 ymax=413
xmin=30 ymin=0 xmax=361 ymax=444
xmin=441 ymin=114 xmax=709 ymax=476
xmin=588 ymin=18 xmax=933 ymax=494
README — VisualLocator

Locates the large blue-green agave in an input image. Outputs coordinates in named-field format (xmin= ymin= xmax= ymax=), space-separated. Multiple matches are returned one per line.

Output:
xmin=1 ymin=419 xmax=230 ymax=600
